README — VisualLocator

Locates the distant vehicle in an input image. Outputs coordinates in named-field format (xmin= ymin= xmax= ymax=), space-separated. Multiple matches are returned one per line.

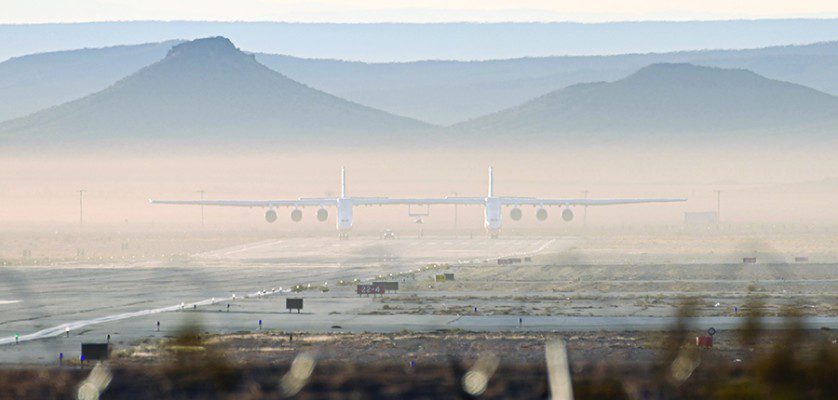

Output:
xmin=381 ymin=230 xmax=398 ymax=239
xmin=151 ymin=167 xmax=685 ymax=239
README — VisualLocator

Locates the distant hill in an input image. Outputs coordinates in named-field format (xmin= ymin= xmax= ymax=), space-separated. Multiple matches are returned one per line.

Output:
xmin=256 ymin=41 xmax=838 ymax=125
xmin=0 ymin=41 xmax=179 ymax=122
xmin=7 ymin=39 xmax=838 ymax=127
xmin=453 ymin=63 xmax=838 ymax=140
xmin=0 ymin=37 xmax=430 ymax=148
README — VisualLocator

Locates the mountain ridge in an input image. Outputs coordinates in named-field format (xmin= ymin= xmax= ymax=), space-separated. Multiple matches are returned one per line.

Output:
xmin=5 ymin=39 xmax=838 ymax=125
xmin=0 ymin=40 xmax=181 ymax=122
xmin=255 ymin=41 xmax=838 ymax=124
xmin=0 ymin=37 xmax=431 ymax=147
xmin=453 ymin=63 xmax=838 ymax=139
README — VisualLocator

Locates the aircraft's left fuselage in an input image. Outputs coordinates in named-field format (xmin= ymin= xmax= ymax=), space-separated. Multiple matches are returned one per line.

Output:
xmin=337 ymin=198 xmax=354 ymax=233
xmin=484 ymin=197 xmax=502 ymax=237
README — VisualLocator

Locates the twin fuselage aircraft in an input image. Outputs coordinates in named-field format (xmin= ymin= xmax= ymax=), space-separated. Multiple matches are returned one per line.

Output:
xmin=150 ymin=167 xmax=686 ymax=238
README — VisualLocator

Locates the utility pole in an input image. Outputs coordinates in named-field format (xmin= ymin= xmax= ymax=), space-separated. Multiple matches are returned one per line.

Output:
xmin=452 ymin=191 xmax=458 ymax=231
xmin=197 ymin=189 xmax=205 ymax=227
xmin=77 ymin=189 xmax=86 ymax=225
xmin=582 ymin=190 xmax=589 ymax=228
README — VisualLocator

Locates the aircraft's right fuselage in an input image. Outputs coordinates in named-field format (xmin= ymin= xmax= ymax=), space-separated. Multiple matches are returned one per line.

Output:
xmin=484 ymin=197 xmax=502 ymax=237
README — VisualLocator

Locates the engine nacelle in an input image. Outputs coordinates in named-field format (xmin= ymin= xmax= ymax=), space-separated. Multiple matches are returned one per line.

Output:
xmin=536 ymin=208 xmax=548 ymax=221
xmin=316 ymin=208 xmax=329 ymax=222
xmin=562 ymin=208 xmax=574 ymax=222
xmin=509 ymin=207 xmax=522 ymax=221
xmin=265 ymin=209 xmax=278 ymax=223
xmin=290 ymin=209 xmax=302 ymax=222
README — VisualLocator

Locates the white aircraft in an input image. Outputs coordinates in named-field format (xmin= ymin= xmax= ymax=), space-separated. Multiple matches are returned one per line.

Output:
xmin=150 ymin=167 xmax=685 ymax=238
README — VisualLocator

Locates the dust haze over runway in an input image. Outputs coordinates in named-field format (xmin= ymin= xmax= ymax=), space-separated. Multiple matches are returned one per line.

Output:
xmin=198 ymin=236 xmax=562 ymax=265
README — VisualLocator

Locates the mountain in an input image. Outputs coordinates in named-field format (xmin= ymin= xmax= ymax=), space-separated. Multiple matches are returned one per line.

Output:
xmin=256 ymin=41 xmax=838 ymax=125
xmin=6 ymin=39 xmax=838 ymax=127
xmin=0 ymin=37 xmax=430 ymax=148
xmin=453 ymin=63 xmax=838 ymax=140
xmin=256 ymin=54 xmax=627 ymax=125
xmin=0 ymin=41 xmax=179 ymax=122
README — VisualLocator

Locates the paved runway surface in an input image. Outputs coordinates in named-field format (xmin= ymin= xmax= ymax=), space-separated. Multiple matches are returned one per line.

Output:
xmin=0 ymin=236 xmax=571 ymax=363
xmin=3 ymin=236 xmax=835 ymax=364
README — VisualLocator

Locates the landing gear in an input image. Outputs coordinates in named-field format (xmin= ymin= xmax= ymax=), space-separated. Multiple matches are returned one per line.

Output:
xmin=338 ymin=232 xmax=349 ymax=240
xmin=489 ymin=232 xmax=499 ymax=239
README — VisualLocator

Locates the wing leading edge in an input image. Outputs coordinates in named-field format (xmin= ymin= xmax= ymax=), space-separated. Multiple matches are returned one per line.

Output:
xmin=149 ymin=198 xmax=338 ymax=208
xmin=497 ymin=197 xmax=688 ymax=206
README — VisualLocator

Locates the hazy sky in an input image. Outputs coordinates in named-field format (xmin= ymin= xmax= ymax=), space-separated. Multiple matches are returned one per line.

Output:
xmin=3 ymin=1 xmax=838 ymax=24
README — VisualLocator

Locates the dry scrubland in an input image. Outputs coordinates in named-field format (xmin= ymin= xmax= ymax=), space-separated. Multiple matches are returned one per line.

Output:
xmin=3 ymin=328 xmax=836 ymax=399
xmin=348 ymin=231 xmax=838 ymax=318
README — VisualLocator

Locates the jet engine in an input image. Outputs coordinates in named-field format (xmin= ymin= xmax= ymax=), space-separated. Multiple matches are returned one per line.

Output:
xmin=510 ymin=207 xmax=522 ymax=221
xmin=265 ymin=209 xmax=278 ymax=223
xmin=536 ymin=208 xmax=548 ymax=221
xmin=291 ymin=209 xmax=303 ymax=222
xmin=562 ymin=208 xmax=574 ymax=222
xmin=316 ymin=208 xmax=329 ymax=222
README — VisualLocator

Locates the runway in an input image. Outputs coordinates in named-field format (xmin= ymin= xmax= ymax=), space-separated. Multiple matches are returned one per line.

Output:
xmin=197 ymin=236 xmax=560 ymax=265
xmin=2 ymin=235 xmax=834 ymax=364
xmin=0 ymin=236 xmax=572 ymax=363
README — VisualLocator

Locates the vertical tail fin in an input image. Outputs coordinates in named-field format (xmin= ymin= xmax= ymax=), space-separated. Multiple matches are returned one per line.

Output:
xmin=488 ymin=166 xmax=494 ymax=197
xmin=341 ymin=167 xmax=346 ymax=198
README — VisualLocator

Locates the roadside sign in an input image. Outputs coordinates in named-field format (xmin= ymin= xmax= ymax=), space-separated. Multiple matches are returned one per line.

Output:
xmin=372 ymin=281 xmax=399 ymax=292
xmin=286 ymin=298 xmax=304 ymax=313
xmin=356 ymin=284 xmax=384 ymax=296
xmin=81 ymin=343 xmax=110 ymax=361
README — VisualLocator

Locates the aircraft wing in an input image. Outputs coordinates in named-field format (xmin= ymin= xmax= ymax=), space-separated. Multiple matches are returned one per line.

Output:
xmin=352 ymin=197 xmax=486 ymax=206
xmin=149 ymin=198 xmax=338 ymax=208
xmin=497 ymin=197 xmax=687 ymax=206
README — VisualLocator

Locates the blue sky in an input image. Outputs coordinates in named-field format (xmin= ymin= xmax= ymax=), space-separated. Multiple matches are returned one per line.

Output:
xmin=2 ymin=1 xmax=838 ymax=24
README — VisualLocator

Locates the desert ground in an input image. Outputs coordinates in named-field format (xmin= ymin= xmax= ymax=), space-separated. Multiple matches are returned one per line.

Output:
xmin=1 ymin=228 xmax=835 ymax=366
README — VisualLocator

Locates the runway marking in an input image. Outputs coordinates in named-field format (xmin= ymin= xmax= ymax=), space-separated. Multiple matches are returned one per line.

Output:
xmin=0 ymin=236 xmax=568 ymax=346
xmin=0 ymin=289 xmax=287 ymax=346
xmin=204 ymin=240 xmax=286 ymax=257
xmin=459 ymin=238 xmax=563 ymax=264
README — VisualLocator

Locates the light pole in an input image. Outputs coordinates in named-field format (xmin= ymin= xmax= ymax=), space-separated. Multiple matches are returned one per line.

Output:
xmin=197 ymin=189 xmax=205 ymax=227
xmin=582 ymin=190 xmax=589 ymax=227
xmin=452 ymin=191 xmax=458 ymax=231
xmin=77 ymin=189 xmax=86 ymax=225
